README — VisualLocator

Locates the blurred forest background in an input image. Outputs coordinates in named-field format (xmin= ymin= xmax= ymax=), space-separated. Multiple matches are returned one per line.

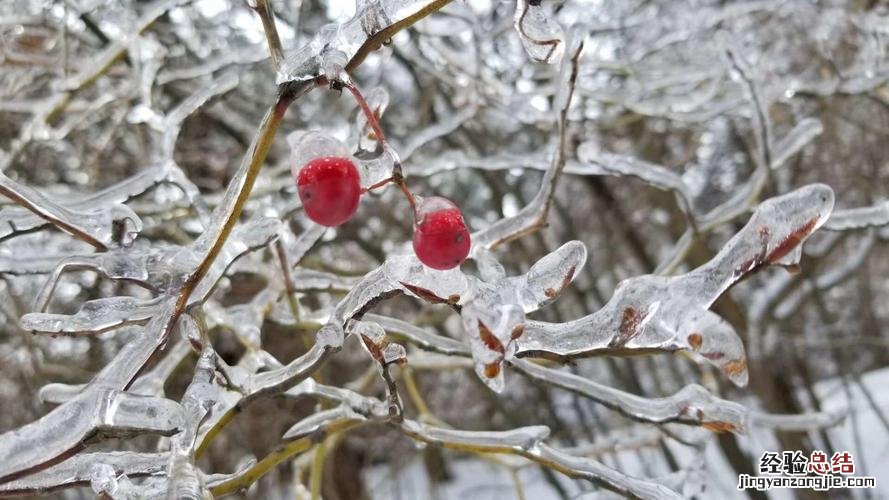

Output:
xmin=1 ymin=0 xmax=889 ymax=498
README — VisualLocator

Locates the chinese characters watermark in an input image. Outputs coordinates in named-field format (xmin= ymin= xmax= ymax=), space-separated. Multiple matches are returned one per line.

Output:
xmin=738 ymin=451 xmax=876 ymax=491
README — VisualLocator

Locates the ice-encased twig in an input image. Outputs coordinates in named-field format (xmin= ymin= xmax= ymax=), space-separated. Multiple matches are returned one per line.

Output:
xmin=0 ymin=161 xmax=195 ymax=244
xmin=29 ymin=215 xmax=280 ymax=318
xmin=194 ymin=336 xmax=340 ymax=458
xmin=165 ymin=341 xmax=217 ymax=499
xmin=0 ymin=292 xmax=178 ymax=482
xmin=218 ymin=379 xmax=683 ymax=499
xmin=824 ymin=201 xmax=889 ymax=231
xmin=0 ymin=452 xmax=168 ymax=497
xmin=317 ymin=240 xmax=585 ymax=391
xmin=161 ymin=72 xmax=240 ymax=158
xmin=770 ymin=118 xmax=823 ymax=170
xmin=576 ymin=143 xmax=697 ymax=225
xmin=398 ymin=104 xmax=477 ymax=161
xmin=365 ymin=313 xmax=468 ymax=356
xmin=577 ymin=146 xmax=692 ymax=202
xmin=0 ymin=384 xmax=184 ymax=483
xmin=513 ymin=0 xmax=565 ymax=64
xmin=515 ymin=184 xmax=835 ymax=386
xmin=247 ymin=0 xmax=285 ymax=72
xmin=773 ymin=232 xmax=875 ymax=320
xmin=276 ymin=0 xmax=455 ymax=83
xmin=21 ymin=296 xmax=162 ymax=336
xmin=373 ymin=312 xmax=844 ymax=434
xmin=0 ymin=169 xmax=142 ymax=250
xmin=513 ymin=359 xmax=844 ymax=433
xmin=472 ymin=31 xmax=583 ymax=250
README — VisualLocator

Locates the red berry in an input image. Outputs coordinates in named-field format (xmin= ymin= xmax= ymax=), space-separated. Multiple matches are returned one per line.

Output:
xmin=296 ymin=156 xmax=361 ymax=227
xmin=412 ymin=197 xmax=471 ymax=270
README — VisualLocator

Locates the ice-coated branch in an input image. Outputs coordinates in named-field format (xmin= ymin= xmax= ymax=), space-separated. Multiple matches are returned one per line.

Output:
xmin=512 ymin=359 xmax=844 ymax=433
xmin=216 ymin=378 xmax=684 ymax=499
xmin=0 ymin=161 xmax=203 ymax=244
xmin=0 ymin=169 xmax=142 ymax=250
xmin=165 ymin=339 xmax=217 ymax=499
xmin=725 ymin=47 xmax=773 ymax=172
xmin=513 ymin=0 xmax=565 ymax=64
xmin=515 ymin=184 xmax=835 ymax=386
xmin=773 ymin=232 xmax=875 ymax=320
xmin=0 ymin=383 xmax=184 ymax=483
xmin=9 ymin=0 xmax=186 ymax=140
xmin=472 ymin=31 xmax=584 ymax=250
xmin=0 ymin=452 xmax=168 ymax=497
xmin=575 ymin=143 xmax=697 ymax=227
xmin=194 ymin=337 xmax=339 ymax=458
xmin=402 ymin=421 xmax=683 ymax=499
xmin=22 ymin=296 xmax=162 ymax=336
xmin=276 ymin=0 xmax=455 ymax=83
xmin=770 ymin=118 xmax=823 ymax=170
xmin=374 ymin=312 xmax=844 ymax=434
xmin=0 ymin=293 xmax=184 ymax=484
xmin=824 ymin=200 xmax=889 ymax=231
xmin=316 ymin=240 xmax=585 ymax=391
xmin=27 ymin=215 xmax=280 ymax=320
xmin=247 ymin=0 xmax=285 ymax=71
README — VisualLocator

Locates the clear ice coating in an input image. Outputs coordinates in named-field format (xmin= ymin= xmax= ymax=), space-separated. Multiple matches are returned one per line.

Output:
xmin=515 ymin=184 xmax=835 ymax=386
xmin=0 ymin=168 xmax=143 ymax=250
xmin=513 ymin=0 xmax=565 ymax=64
xmin=0 ymin=0 xmax=875 ymax=496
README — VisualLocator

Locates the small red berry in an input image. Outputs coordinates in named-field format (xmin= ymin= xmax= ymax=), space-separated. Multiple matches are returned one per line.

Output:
xmin=296 ymin=156 xmax=361 ymax=227
xmin=412 ymin=197 xmax=471 ymax=270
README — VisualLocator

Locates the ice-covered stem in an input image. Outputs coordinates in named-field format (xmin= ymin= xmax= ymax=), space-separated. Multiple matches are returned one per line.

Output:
xmin=0 ymin=452 xmax=168 ymax=497
xmin=0 ymin=81 xmax=315 ymax=485
xmin=26 ymin=217 xmax=279 ymax=323
xmin=400 ymin=421 xmax=682 ymax=500
xmin=0 ymin=161 xmax=203 ymax=244
xmin=344 ymin=82 xmax=417 ymax=214
xmin=516 ymin=184 xmax=835 ymax=386
xmin=472 ymin=30 xmax=584 ymax=250
xmin=725 ymin=47 xmax=773 ymax=174
xmin=575 ymin=147 xmax=699 ymax=233
xmin=654 ymin=119 xmax=824 ymax=275
xmin=0 ymin=169 xmax=140 ymax=250
xmin=513 ymin=0 xmax=564 ymax=64
xmin=178 ymin=85 xmax=310 ymax=312
xmin=344 ymin=0 xmax=455 ymax=73
xmin=344 ymin=82 xmax=390 ymax=148
xmin=214 ymin=380 xmax=682 ymax=499
xmin=194 ymin=339 xmax=338 ymax=459
xmin=39 ymin=0 xmax=184 ymax=127
xmin=249 ymin=0 xmax=285 ymax=71
xmin=275 ymin=239 xmax=302 ymax=323
xmin=825 ymin=201 xmax=889 ymax=230
xmin=513 ymin=359 xmax=844 ymax=433
xmin=0 ymin=383 xmax=185 ymax=484
xmin=165 ymin=342 xmax=216 ymax=499
xmin=374 ymin=313 xmax=844 ymax=434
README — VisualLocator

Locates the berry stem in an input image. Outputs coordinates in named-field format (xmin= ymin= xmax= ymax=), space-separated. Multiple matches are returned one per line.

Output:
xmin=345 ymin=82 xmax=389 ymax=147
xmin=399 ymin=181 xmax=418 ymax=218
xmin=361 ymin=177 xmax=394 ymax=193
xmin=344 ymin=81 xmax=418 ymax=216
